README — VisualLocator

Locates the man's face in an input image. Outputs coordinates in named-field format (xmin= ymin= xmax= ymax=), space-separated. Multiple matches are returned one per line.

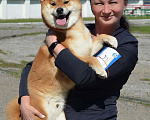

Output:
xmin=90 ymin=0 xmax=127 ymax=27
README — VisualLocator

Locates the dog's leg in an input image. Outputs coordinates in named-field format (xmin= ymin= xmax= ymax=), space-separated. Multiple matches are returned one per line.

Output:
xmin=55 ymin=111 xmax=66 ymax=120
xmin=91 ymin=34 xmax=118 ymax=56
xmin=78 ymin=56 xmax=107 ymax=78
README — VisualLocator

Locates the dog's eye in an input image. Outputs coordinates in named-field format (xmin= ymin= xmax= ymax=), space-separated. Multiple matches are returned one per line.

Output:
xmin=64 ymin=1 xmax=69 ymax=4
xmin=51 ymin=2 xmax=56 ymax=6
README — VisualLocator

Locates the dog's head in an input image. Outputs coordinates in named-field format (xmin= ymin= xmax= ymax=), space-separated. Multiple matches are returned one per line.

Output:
xmin=40 ymin=0 xmax=82 ymax=30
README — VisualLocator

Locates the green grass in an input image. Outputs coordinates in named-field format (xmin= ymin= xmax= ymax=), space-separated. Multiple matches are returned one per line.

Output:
xmin=126 ymin=15 xmax=150 ymax=20
xmin=140 ymin=78 xmax=150 ymax=82
xmin=130 ymin=26 xmax=150 ymax=34
xmin=83 ymin=17 xmax=95 ymax=21
xmin=0 ymin=60 xmax=29 ymax=78
xmin=0 ymin=19 xmax=43 ymax=23
xmin=0 ymin=60 xmax=28 ymax=69
xmin=4 ymin=69 xmax=22 ymax=79
xmin=18 ymin=32 xmax=45 ymax=36
xmin=119 ymin=96 xmax=150 ymax=107
xmin=140 ymin=78 xmax=150 ymax=85
xmin=0 ymin=26 xmax=34 ymax=30
xmin=2 ymin=32 xmax=45 ymax=39
xmin=0 ymin=27 xmax=14 ymax=30
xmin=27 ymin=55 xmax=36 ymax=57
xmin=0 ymin=49 xmax=7 ymax=55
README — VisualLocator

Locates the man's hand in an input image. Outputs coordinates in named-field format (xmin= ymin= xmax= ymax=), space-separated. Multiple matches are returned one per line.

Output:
xmin=46 ymin=29 xmax=58 ymax=47
xmin=20 ymin=96 xmax=45 ymax=120
xmin=46 ymin=29 xmax=65 ymax=57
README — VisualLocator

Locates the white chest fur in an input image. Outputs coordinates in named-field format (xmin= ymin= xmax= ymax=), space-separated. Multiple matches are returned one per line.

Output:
xmin=43 ymin=94 xmax=66 ymax=120
xmin=66 ymin=28 xmax=93 ymax=57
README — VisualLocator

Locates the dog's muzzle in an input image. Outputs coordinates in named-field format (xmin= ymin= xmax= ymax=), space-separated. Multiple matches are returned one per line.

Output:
xmin=57 ymin=8 xmax=64 ymax=15
xmin=55 ymin=7 xmax=71 ymax=26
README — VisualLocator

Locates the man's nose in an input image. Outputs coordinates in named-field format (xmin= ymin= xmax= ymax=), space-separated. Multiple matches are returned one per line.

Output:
xmin=103 ymin=3 xmax=111 ymax=14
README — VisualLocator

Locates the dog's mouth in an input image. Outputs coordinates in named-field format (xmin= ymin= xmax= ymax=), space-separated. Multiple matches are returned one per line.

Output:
xmin=55 ymin=12 xmax=71 ymax=26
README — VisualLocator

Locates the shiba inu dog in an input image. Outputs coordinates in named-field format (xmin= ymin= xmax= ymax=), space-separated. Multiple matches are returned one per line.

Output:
xmin=5 ymin=0 xmax=117 ymax=120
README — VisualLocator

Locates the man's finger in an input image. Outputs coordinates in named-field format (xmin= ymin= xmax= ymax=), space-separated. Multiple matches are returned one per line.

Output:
xmin=32 ymin=107 xmax=45 ymax=119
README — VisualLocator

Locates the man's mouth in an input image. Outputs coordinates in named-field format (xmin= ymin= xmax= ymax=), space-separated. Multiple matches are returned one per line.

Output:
xmin=56 ymin=12 xmax=71 ymax=26
xmin=101 ymin=14 xmax=113 ymax=21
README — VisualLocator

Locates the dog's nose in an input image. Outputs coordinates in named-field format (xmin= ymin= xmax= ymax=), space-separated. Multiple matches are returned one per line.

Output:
xmin=57 ymin=7 xmax=64 ymax=15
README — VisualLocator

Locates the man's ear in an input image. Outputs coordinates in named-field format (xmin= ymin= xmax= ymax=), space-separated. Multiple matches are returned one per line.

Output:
xmin=124 ymin=0 xmax=128 ymax=6
xmin=123 ymin=4 xmax=127 ymax=11
xmin=123 ymin=0 xmax=128 ymax=11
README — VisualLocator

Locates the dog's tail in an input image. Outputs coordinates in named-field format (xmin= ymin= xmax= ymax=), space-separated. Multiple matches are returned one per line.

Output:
xmin=5 ymin=97 xmax=21 ymax=120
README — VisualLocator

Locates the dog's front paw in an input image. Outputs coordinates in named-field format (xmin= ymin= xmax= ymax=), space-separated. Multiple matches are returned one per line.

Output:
xmin=90 ymin=62 xmax=107 ymax=79
xmin=105 ymin=36 xmax=118 ymax=48
xmin=96 ymin=69 xmax=107 ymax=79
xmin=88 ymin=57 xmax=107 ymax=79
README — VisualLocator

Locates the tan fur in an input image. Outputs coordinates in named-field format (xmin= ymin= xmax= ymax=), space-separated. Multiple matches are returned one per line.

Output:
xmin=5 ymin=97 xmax=22 ymax=120
xmin=5 ymin=0 xmax=117 ymax=120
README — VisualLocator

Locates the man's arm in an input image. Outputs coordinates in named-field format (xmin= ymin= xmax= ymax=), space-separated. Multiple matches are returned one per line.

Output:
xmin=18 ymin=61 xmax=33 ymax=104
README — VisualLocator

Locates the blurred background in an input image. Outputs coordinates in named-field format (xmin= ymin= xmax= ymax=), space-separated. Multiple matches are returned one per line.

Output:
xmin=0 ymin=0 xmax=150 ymax=19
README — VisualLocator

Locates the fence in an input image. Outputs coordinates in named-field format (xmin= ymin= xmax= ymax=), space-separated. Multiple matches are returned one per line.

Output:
xmin=125 ymin=5 xmax=150 ymax=16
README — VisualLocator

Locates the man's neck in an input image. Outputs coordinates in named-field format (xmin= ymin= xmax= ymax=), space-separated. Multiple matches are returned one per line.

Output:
xmin=94 ymin=20 xmax=120 ymax=36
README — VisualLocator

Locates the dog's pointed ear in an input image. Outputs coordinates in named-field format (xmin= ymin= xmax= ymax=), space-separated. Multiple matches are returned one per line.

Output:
xmin=40 ymin=0 xmax=45 ymax=2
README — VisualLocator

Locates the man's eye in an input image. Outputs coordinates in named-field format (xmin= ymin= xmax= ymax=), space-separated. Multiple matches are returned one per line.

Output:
xmin=110 ymin=2 xmax=117 ymax=4
xmin=95 ymin=3 xmax=103 ymax=5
